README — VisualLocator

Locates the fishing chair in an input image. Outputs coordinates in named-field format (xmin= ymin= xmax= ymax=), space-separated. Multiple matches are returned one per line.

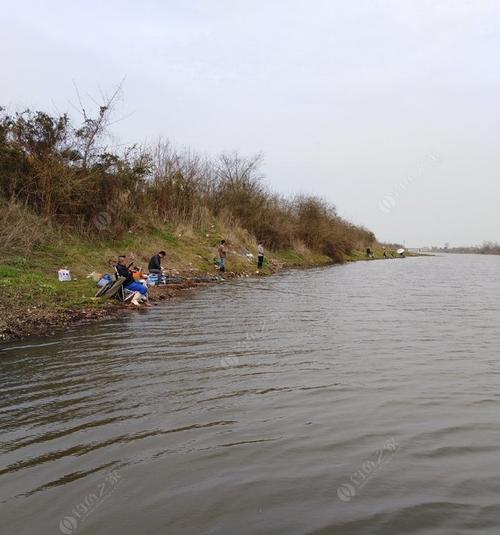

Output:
xmin=95 ymin=270 xmax=135 ymax=303
xmin=112 ymin=267 xmax=137 ymax=302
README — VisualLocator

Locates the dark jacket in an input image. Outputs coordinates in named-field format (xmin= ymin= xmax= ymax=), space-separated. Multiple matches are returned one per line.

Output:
xmin=148 ymin=254 xmax=162 ymax=272
xmin=115 ymin=262 xmax=134 ymax=285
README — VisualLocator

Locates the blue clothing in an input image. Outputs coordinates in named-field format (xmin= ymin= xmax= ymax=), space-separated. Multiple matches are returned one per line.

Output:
xmin=125 ymin=281 xmax=148 ymax=295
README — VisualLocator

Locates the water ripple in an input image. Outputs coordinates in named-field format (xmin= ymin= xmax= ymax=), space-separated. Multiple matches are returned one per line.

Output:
xmin=2 ymin=255 xmax=500 ymax=534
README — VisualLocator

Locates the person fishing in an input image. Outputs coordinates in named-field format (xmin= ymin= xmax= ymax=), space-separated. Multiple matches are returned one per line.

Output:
xmin=115 ymin=255 xmax=149 ymax=305
xmin=148 ymin=250 xmax=166 ymax=275
xmin=217 ymin=240 xmax=227 ymax=273
xmin=257 ymin=241 xmax=264 ymax=269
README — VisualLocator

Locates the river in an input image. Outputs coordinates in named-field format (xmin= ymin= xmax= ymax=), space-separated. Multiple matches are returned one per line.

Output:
xmin=1 ymin=254 xmax=500 ymax=534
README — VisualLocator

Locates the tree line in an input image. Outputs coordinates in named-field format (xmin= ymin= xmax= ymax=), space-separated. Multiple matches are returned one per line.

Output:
xmin=0 ymin=103 xmax=375 ymax=260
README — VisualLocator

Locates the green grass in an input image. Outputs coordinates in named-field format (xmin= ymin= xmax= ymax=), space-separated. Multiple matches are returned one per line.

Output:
xmin=0 ymin=223 xmax=381 ymax=341
xmin=1 ymin=227 xmax=333 ymax=314
xmin=0 ymin=266 xmax=19 ymax=277
xmin=0 ymin=262 xmax=101 ymax=309
xmin=151 ymin=229 xmax=180 ymax=246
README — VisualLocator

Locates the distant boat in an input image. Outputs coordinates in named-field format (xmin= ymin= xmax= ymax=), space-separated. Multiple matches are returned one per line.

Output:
xmin=397 ymin=248 xmax=405 ymax=255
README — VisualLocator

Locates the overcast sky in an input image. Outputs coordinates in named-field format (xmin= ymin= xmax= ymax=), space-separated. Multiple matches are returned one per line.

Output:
xmin=2 ymin=0 xmax=499 ymax=247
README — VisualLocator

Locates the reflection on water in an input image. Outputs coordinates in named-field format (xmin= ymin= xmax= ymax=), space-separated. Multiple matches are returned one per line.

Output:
xmin=2 ymin=255 xmax=500 ymax=534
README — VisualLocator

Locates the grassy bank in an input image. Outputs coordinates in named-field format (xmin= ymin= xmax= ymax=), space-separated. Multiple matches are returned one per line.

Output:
xmin=0 ymin=221 xmax=325 ymax=342
xmin=0 ymin=103 xmax=385 ymax=341
xmin=0 ymin=220 xmax=396 ymax=342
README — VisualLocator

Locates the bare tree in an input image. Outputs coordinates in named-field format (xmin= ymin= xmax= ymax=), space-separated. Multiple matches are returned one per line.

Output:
xmin=215 ymin=151 xmax=263 ymax=186
xmin=72 ymin=81 xmax=124 ymax=168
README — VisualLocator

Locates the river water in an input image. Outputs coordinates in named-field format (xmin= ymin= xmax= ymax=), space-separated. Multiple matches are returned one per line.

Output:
xmin=1 ymin=254 xmax=500 ymax=534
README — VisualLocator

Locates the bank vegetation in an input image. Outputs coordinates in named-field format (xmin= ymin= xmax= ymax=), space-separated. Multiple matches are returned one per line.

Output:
xmin=0 ymin=103 xmax=374 ymax=261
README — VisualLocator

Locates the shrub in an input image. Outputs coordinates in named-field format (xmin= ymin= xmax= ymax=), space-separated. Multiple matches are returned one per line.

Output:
xmin=0 ymin=105 xmax=375 ymax=261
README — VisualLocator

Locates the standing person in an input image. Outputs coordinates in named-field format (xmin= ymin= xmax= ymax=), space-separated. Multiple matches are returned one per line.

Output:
xmin=257 ymin=241 xmax=264 ymax=269
xmin=217 ymin=240 xmax=227 ymax=273
xmin=148 ymin=251 xmax=166 ymax=275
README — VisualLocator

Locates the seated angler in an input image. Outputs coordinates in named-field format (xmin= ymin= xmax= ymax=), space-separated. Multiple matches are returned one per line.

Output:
xmin=115 ymin=255 xmax=149 ymax=304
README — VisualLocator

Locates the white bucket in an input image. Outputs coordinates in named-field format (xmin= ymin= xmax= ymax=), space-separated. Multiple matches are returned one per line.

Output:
xmin=58 ymin=269 xmax=71 ymax=282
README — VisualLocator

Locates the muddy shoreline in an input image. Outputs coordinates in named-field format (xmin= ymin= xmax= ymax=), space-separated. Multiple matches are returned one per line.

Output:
xmin=1 ymin=255 xmax=416 ymax=345
xmin=0 ymin=273 xmax=257 ymax=344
